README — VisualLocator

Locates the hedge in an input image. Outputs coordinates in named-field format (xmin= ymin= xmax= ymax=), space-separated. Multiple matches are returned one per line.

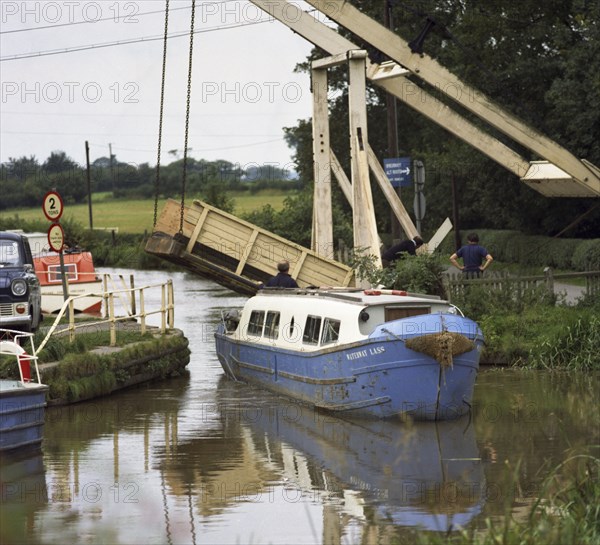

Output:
xmin=437 ymin=230 xmax=600 ymax=270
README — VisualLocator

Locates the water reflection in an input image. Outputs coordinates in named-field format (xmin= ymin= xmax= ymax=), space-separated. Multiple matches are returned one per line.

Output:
xmin=156 ymin=376 xmax=485 ymax=541
xmin=0 ymin=449 xmax=47 ymax=545
xmin=1 ymin=269 xmax=596 ymax=544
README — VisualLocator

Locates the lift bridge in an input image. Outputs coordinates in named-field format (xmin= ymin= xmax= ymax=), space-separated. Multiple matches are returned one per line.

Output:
xmin=145 ymin=1 xmax=600 ymax=295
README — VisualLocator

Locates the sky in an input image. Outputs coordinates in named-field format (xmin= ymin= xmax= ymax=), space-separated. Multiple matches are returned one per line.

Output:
xmin=0 ymin=0 xmax=321 ymax=173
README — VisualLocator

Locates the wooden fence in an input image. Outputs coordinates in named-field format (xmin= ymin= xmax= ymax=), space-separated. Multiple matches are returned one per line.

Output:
xmin=444 ymin=269 xmax=600 ymax=302
xmin=37 ymin=279 xmax=175 ymax=353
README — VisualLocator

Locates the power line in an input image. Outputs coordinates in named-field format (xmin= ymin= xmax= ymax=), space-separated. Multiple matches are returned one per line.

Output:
xmin=90 ymin=138 xmax=285 ymax=153
xmin=2 ymin=130 xmax=283 ymax=137
xmin=0 ymin=5 xmax=190 ymax=35
xmin=0 ymin=14 xmax=274 ymax=62
xmin=1 ymin=5 xmax=321 ymax=62
xmin=1 ymin=111 xmax=296 ymax=118
xmin=0 ymin=0 xmax=242 ymax=35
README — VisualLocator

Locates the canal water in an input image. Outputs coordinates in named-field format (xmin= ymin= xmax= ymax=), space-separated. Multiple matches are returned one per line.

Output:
xmin=1 ymin=269 xmax=598 ymax=545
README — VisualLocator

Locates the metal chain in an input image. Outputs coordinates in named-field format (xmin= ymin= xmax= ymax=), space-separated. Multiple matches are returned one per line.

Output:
xmin=153 ymin=0 xmax=170 ymax=228
xmin=180 ymin=0 xmax=196 ymax=234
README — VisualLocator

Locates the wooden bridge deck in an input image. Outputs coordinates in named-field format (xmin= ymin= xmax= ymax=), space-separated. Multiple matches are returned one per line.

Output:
xmin=145 ymin=199 xmax=356 ymax=296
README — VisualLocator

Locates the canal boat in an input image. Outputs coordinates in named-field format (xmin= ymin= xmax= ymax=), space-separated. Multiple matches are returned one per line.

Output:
xmin=0 ymin=329 xmax=48 ymax=451
xmin=215 ymin=288 xmax=483 ymax=420
xmin=21 ymin=232 xmax=103 ymax=315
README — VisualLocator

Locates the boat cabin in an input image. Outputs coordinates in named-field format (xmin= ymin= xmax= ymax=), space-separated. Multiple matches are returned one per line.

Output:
xmin=224 ymin=288 xmax=458 ymax=351
xmin=33 ymin=250 xmax=97 ymax=287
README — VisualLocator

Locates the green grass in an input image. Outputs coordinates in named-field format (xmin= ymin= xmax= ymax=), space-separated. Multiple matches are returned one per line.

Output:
xmin=0 ymin=190 xmax=290 ymax=234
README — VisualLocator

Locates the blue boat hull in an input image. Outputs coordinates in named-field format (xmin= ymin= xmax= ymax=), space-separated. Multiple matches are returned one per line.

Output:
xmin=0 ymin=383 xmax=48 ymax=451
xmin=215 ymin=313 xmax=482 ymax=420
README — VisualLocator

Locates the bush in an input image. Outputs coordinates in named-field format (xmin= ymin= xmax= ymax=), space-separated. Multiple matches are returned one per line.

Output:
xmin=572 ymin=239 xmax=600 ymax=270
xmin=391 ymin=254 xmax=447 ymax=297
xmin=437 ymin=230 xmax=599 ymax=271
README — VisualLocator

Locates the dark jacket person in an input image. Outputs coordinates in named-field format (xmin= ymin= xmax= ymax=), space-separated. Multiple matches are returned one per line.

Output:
xmin=382 ymin=236 xmax=424 ymax=267
xmin=265 ymin=260 xmax=299 ymax=288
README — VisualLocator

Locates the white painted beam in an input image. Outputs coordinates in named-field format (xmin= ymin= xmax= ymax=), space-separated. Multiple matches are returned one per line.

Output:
xmin=304 ymin=0 xmax=600 ymax=196
xmin=348 ymin=54 xmax=382 ymax=269
xmin=311 ymin=67 xmax=334 ymax=254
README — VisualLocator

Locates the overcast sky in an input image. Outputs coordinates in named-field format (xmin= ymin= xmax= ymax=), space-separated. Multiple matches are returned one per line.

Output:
xmin=0 ymin=1 xmax=319 ymax=172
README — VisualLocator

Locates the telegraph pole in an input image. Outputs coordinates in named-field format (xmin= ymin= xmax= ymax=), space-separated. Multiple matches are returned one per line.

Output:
xmin=108 ymin=142 xmax=115 ymax=192
xmin=384 ymin=1 xmax=402 ymax=241
xmin=85 ymin=141 xmax=93 ymax=229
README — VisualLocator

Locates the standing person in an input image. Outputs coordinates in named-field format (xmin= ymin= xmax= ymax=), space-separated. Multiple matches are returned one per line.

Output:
xmin=382 ymin=236 xmax=424 ymax=267
xmin=265 ymin=260 xmax=299 ymax=288
xmin=450 ymin=233 xmax=493 ymax=278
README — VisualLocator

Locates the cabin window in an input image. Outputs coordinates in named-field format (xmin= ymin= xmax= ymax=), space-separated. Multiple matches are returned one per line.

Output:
xmin=47 ymin=263 xmax=78 ymax=283
xmin=321 ymin=318 xmax=341 ymax=345
xmin=247 ymin=310 xmax=265 ymax=337
xmin=264 ymin=311 xmax=280 ymax=340
xmin=385 ymin=306 xmax=430 ymax=321
xmin=303 ymin=315 xmax=322 ymax=345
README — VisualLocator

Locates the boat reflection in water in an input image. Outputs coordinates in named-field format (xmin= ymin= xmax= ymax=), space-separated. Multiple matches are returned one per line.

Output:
xmin=159 ymin=377 xmax=485 ymax=539
xmin=0 ymin=449 xmax=47 ymax=545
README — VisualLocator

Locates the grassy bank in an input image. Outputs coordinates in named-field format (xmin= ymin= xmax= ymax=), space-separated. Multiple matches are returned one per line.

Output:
xmin=0 ymin=190 xmax=289 ymax=234
xmin=0 ymin=328 xmax=190 ymax=405
xmin=418 ymin=454 xmax=600 ymax=545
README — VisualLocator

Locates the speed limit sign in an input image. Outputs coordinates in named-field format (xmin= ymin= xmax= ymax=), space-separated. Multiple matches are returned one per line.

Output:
xmin=42 ymin=190 xmax=64 ymax=222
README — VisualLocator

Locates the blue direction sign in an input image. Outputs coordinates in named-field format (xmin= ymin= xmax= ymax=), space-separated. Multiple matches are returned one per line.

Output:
xmin=384 ymin=157 xmax=412 ymax=188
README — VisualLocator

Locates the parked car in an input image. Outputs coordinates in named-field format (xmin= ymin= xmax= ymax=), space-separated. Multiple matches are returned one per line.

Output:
xmin=0 ymin=232 xmax=43 ymax=332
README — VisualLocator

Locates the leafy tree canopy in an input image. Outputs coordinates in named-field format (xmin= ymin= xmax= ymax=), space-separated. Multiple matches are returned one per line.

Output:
xmin=282 ymin=0 xmax=600 ymax=241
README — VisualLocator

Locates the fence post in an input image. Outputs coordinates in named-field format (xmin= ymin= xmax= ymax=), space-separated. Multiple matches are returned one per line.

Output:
xmin=103 ymin=274 xmax=109 ymax=318
xmin=69 ymin=299 xmax=75 ymax=343
xmin=167 ymin=280 xmax=174 ymax=329
xmin=160 ymin=284 xmax=166 ymax=334
xmin=443 ymin=274 xmax=453 ymax=303
xmin=130 ymin=274 xmax=136 ymax=315
xmin=140 ymin=289 xmax=146 ymax=336
xmin=544 ymin=267 xmax=554 ymax=298
xmin=109 ymin=293 xmax=116 ymax=346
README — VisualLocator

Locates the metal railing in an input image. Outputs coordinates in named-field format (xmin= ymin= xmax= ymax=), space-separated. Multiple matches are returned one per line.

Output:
xmin=37 ymin=279 xmax=175 ymax=354
xmin=0 ymin=329 xmax=43 ymax=386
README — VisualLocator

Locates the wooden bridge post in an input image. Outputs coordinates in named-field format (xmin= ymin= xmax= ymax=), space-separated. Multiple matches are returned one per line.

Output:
xmin=311 ymin=65 xmax=334 ymax=256
xmin=348 ymin=50 xmax=382 ymax=270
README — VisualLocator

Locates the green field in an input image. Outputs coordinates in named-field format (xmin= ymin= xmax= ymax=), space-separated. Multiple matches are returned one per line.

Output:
xmin=0 ymin=191 xmax=290 ymax=234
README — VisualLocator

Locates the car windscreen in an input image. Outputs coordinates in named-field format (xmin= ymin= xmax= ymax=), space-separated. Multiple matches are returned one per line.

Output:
xmin=0 ymin=240 xmax=23 ymax=267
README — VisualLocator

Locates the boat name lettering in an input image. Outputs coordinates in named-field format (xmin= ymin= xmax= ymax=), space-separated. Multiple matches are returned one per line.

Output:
xmin=346 ymin=346 xmax=385 ymax=360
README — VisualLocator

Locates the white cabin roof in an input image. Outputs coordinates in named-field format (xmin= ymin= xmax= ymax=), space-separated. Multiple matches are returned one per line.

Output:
xmin=229 ymin=288 xmax=452 ymax=351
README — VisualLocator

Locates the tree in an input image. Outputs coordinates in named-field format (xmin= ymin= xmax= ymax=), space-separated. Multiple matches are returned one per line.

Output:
xmin=43 ymin=151 xmax=77 ymax=174
xmin=283 ymin=0 xmax=600 ymax=238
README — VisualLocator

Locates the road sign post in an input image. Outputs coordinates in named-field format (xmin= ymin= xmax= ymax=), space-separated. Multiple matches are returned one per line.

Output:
xmin=384 ymin=157 xmax=412 ymax=188
xmin=43 ymin=191 xmax=69 ymax=311
xmin=413 ymin=160 xmax=426 ymax=233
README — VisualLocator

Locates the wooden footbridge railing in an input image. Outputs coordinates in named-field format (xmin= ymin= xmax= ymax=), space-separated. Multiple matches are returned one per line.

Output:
xmin=37 ymin=279 xmax=175 ymax=353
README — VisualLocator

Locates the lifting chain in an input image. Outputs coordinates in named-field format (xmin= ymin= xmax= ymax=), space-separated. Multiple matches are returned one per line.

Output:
xmin=180 ymin=0 xmax=196 ymax=234
xmin=153 ymin=0 xmax=170 ymax=228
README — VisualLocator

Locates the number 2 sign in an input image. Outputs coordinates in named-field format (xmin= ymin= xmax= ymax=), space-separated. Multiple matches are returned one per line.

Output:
xmin=42 ymin=190 xmax=64 ymax=222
